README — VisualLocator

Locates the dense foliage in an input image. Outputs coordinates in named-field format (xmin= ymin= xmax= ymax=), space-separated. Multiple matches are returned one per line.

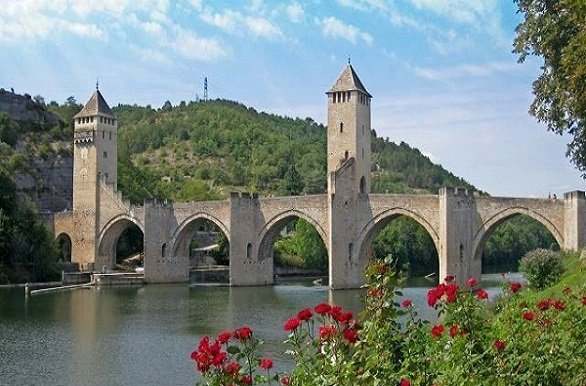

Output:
xmin=514 ymin=0 xmax=586 ymax=174
xmin=0 ymin=166 xmax=60 ymax=283
xmin=192 ymin=255 xmax=586 ymax=385
xmin=519 ymin=248 xmax=565 ymax=289
xmin=113 ymin=100 xmax=475 ymax=204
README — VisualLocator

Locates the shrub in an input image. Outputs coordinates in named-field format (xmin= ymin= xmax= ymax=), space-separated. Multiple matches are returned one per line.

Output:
xmin=519 ymin=248 xmax=564 ymax=289
xmin=191 ymin=257 xmax=586 ymax=385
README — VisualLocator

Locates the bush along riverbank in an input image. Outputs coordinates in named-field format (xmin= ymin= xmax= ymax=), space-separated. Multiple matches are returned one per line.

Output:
xmin=190 ymin=254 xmax=586 ymax=386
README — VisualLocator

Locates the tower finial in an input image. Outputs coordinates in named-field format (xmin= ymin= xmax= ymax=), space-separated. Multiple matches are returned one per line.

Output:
xmin=347 ymin=55 xmax=351 ymax=65
xmin=96 ymin=78 xmax=99 ymax=91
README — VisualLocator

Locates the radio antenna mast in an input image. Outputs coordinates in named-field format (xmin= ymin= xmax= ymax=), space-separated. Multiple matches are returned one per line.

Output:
xmin=203 ymin=76 xmax=208 ymax=101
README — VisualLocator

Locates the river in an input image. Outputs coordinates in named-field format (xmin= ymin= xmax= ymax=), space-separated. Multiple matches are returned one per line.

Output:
xmin=0 ymin=275 xmax=514 ymax=386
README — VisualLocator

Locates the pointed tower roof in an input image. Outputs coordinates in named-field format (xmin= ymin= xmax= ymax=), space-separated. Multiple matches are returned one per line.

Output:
xmin=328 ymin=64 xmax=372 ymax=97
xmin=73 ymin=89 xmax=115 ymax=119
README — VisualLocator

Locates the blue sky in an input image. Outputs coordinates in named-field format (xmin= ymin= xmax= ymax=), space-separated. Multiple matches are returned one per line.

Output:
xmin=0 ymin=0 xmax=583 ymax=197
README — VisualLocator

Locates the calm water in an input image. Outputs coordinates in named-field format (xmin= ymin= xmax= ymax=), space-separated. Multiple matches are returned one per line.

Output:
xmin=0 ymin=276 xmax=514 ymax=386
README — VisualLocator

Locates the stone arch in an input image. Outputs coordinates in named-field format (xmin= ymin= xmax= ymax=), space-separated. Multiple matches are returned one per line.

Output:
xmin=170 ymin=212 xmax=230 ymax=258
xmin=97 ymin=215 xmax=145 ymax=266
xmin=472 ymin=207 xmax=564 ymax=262
xmin=55 ymin=232 xmax=72 ymax=262
xmin=356 ymin=207 xmax=440 ymax=264
xmin=257 ymin=209 xmax=328 ymax=262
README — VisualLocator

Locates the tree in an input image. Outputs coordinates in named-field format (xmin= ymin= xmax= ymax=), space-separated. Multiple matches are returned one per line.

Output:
xmin=514 ymin=0 xmax=586 ymax=173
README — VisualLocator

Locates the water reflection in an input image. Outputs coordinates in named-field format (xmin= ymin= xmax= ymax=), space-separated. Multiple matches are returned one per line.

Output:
xmin=0 ymin=274 xmax=518 ymax=386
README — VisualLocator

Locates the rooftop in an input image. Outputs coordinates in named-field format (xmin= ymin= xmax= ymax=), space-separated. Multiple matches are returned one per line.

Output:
xmin=328 ymin=64 xmax=372 ymax=97
xmin=73 ymin=89 xmax=115 ymax=119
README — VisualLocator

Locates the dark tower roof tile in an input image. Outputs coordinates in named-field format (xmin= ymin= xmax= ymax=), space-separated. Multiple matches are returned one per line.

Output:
xmin=328 ymin=64 xmax=372 ymax=97
xmin=74 ymin=90 xmax=115 ymax=119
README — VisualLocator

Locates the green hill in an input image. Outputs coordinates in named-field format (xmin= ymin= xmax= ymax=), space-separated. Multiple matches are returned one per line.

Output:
xmin=113 ymin=99 xmax=476 ymax=204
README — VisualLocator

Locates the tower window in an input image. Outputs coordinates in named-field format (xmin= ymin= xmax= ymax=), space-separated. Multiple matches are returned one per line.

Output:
xmin=360 ymin=176 xmax=366 ymax=194
xmin=90 ymin=117 xmax=94 ymax=123
xmin=344 ymin=150 xmax=349 ymax=160
xmin=246 ymin=243 xmax=252 ymax=259
xmin=100 ymin=117 xmax=103 ymax=123
xmin=103 ymin=151 xmax=107 ymax=158
xmin=109 ymin=132 xmax=112 ymax=140
xmin=162 ymin=242 xmax=167 ymax=258
xmin=339 ymin=122 xmax=344 ymax=133
xmin=342 ymin=92 xmax=346 ymax=102
xmin=362 ymin=148 xmax=364 ymax=158
xmin=102 ymin=131 xmax=105 ymax=139
xmin=362 ymin=125 xmax=364 ymax=135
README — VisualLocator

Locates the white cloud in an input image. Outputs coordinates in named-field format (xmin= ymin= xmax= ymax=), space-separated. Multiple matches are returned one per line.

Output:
xmin=171 ymin=28 xmax=229 ymax=61
xmin=199 ymin=7 xmax=283 ymax=40
xmin=335 ymin=0 xmax=387 ymax=12
xmin=319 ymin=16 xmax=373 ymax=45
xmin=244 ymin=16 xmax=283 ymax=39
xmin=285 ymin=2 xmax=304 ymax=23
xmin=413 ymin=61 xmax=519 ymax=82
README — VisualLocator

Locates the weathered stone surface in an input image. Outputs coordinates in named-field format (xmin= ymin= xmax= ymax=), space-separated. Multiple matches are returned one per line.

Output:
xmin=0 ymin=89 xmax=60 ymax=125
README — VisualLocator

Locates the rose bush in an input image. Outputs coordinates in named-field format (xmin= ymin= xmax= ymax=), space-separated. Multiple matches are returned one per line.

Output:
xmin=192 ymin=256 xmax=586 ymax=385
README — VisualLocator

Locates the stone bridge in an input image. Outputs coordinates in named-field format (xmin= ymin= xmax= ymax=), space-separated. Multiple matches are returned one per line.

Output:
xmin=53 ymin=181 xmax=586 ymax=288
xmin=51 ymin=64 xmax=586 ymax=288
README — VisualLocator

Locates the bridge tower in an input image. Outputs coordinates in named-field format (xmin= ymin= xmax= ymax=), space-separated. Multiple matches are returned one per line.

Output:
xmin=327 ymin=63 xmax=373 ymax=288
xmin=71 ymin=86 xmax=118 ymax=269
xmin=326 ymin=63 xmax=372 ymax=195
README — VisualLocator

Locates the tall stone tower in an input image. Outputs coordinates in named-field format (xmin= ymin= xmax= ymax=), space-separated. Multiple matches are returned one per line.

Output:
xmin=71 ymin=87 xmax=117 ymax=269
xmin=327 ymin=64 xmax=373 ymax=289
xmin=326 ymin=63 xmax=372 ymax=195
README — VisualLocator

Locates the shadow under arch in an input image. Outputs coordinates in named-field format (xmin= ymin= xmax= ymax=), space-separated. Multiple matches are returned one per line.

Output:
xmin=55 ymin=232 xmax=72 ymax=262
xmin=170 ymin=212 xmax=230 ymax=258
xmin=257 ymin=209 xmax=328 ymax=262
xmin=356 ymin=207 xmax=441 ymax=269
xmin=97 ymin=215 xmax=145 ymax=260
xmin=472 ymin=207 xmax=564 ymax=263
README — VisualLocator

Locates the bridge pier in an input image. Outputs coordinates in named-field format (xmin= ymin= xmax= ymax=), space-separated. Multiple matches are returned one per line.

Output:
xmin=563 ymin=191 xmax=586 ymax=251
xmin=143 ymin=199 xmax=188 ymax=283
xmin=229 ymin=193 xmax=273 ymax=286
xmin=439 ymin=188 xmax=480 ymax=285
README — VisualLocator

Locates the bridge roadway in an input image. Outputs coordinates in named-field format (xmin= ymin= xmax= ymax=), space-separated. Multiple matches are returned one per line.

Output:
xmin=52 ymin=181 xmax=586 ymax=288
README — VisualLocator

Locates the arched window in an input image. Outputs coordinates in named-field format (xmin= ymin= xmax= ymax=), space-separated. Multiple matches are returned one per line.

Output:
xmin=360 ymin=176 xmax=366 ymax=194
xmin=344 ymin=150 xmax=349 ymax=160
xmin=162 ymin=242 xmax=167 ymax=258
xmin=362 ymin=148 xmax=364 ymax=158
xmin=348 ymin=242 xmax=353 ymax=261
xmin=246 ymin=243 xmax=252 ymax=259
xmin=340 ymin=122 xmax=344 ymax=133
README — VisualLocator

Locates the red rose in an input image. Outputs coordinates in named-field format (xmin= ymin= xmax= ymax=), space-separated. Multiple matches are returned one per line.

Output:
xmin=234 ymin=326 xmax=252 ymax=340
xmin=401 ymin=299 xmax=412 ymax=308
xmin=280 ymin=376 xmax=290 ymax=385
xmin=259 ymin=358 xmax=273 ymax=370
xmin=476 ymin=289 xmax=488 ymax=300
xmin=217 ymin=331 xmax=231 ymax=344
xmin=449 ymin=324 xmax=459 ymax=337
xmin=582 ymin=296 xmax=586 ymax=306
xmin=212 ymin=351 xmax=227 ymax=366
xmin=445 ymin=283 xmax=458 ymax=302
xmin=554 ymin=300 xmax=565 ymax=310
xmin=431 ymin=324 xmax=444 ymax=338
xmin=314 ymin=303 xmax=331 ymax=315
xmin=427 ymin=288 xmax=441 ymax=307
xmin=319 ymin=324 xmax=337 ymax=340
xmin=284 ymin=317 xmax=301 ymax=331
xmin=190 ymin=350 xmax=198 ymax=360
xmin=241 ymin=374 xmax=252 ymax=384
xmin=466 ymin=278 xmax=477 ymax=287
xmin=343 ymin=328 xmax=358 ymax=343
xmin=224 ymin=361 xmax=241 ymax=376
xmin=493 ymin=339 xmax=506 ymax=352
xmin=297 ymin=308 xmax=313 ymax=321
xmin=400 ymin=378 xmax=411 ymax=386
xmin=537 ymin=299 xmax=552 ymax=311
xmin=336 ymin=311 xmax=353 ymax=324
xmin=510 ymin=282 xmax=522 ymax=293
xmin=522 ymin=311 xmax=534 ymax=321
xmin=444 ymin=275 xmax=455 ymax=283
xmin=329 ymin=305 xmax=342 ymax=318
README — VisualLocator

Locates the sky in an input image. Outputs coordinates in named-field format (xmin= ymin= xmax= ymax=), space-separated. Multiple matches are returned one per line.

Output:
xmin=0 ymin=0 xmax=583 ymax=197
